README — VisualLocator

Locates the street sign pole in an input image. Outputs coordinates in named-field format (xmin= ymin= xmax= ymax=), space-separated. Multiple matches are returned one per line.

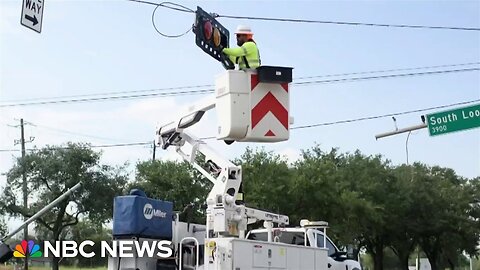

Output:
xmin=375 ymin=103 xmax=480 ymax=140
xmin=375 ymin=123 xmax=427 ymax=140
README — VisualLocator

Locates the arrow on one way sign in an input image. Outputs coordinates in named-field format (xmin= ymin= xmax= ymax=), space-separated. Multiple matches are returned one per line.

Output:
xmin=24 ymin=14 xmax=38 ymax=26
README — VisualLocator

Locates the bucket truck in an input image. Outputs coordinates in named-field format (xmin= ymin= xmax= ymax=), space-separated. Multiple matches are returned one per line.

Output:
xmin=106 ymin=66 xmax=360 ymax=270
xmin=108 ymin=6 xmax=361 ymax=270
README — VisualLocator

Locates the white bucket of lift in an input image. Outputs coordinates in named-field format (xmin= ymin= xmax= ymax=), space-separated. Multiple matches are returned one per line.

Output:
xmin=215 ymin=67 xmax=292 ymax=142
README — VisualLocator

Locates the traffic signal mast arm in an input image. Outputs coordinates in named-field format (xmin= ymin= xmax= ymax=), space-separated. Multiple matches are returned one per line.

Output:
xmin=156 ymin=96 xmax=289 ymax=239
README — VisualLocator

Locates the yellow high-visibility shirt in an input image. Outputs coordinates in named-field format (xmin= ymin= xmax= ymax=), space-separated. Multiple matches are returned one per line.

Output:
xmin=223 ymin=41 xmax=261 ymax=70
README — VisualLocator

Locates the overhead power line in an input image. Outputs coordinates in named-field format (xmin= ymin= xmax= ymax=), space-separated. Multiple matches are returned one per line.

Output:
xmin=0 ymin=142 xmax=151 ymax=152
xmin=295 ymin=62 xmax=480 ymax=80
xmin=1 ymin=99 xmax=478 ymax=153
xmin=28 ymin=122 xmax=123 ymax=142
xmin=127 ymin=0 xmax=480 ymax=31
xmin=1 ymin=84 xmax=214 ymax=104
xmin=3 ymin=62 xmax=477 ymax=105
xmin=0 ymin=89 xmax=214 ymax=107
xmin=128 ymin=0 xmax=192 ymax=12
xmin=217 ymin=14 xmax=480 ymax=32
xmin=1 ymin=67 xmax=478 ymax=107
xmin=150 ymin=2 xmax=194 ymax=38
xmin=294 ymin=67 xmax=480 ymax=86
xmin=291 ymin=99 xmax=480 ymax=129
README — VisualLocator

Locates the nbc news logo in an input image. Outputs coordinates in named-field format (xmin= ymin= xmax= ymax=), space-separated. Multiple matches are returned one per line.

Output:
xmin=13 ymin=240 xmax=42 ymax=258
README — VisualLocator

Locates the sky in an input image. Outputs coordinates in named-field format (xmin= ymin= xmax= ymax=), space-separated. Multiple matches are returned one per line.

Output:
xmin=0 ymin=0 xmax=479 ymax=230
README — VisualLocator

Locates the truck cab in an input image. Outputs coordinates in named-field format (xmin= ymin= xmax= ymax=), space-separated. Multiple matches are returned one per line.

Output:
xmin=246 ymin=226 xmax=361 ymax=270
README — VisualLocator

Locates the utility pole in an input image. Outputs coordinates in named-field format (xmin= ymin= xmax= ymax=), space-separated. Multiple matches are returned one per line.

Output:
xmin=152 ymin=140 xmax=156 ymax=161
xmin=13 ymin=119 xmax=34 ymax=270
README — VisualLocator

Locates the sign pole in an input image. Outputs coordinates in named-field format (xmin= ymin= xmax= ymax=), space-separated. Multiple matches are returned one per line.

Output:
xmin=375 ymin=123 xmax=427 ymax=140
xmin=376 ymin=103 xmax=480 ymax=139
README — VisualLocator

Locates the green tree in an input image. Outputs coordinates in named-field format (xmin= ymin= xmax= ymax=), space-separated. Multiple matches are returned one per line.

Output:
xmin=388 ymin=165 xmax=419 ymax=270
xmin=131 ymin=159 xmax=212 ymax=223
xmin=339 ymin=150 xmax=395 ymax=270
xmin=235 ymin=147 xmax=295 ymax=225
xmin=291 ymin=147 xmax=348 ymax=229
xmin=0 ymin=143 xmax=127 ymax=270
xmin=235 ymin=146 xmax=480 ymax=270
xmin=65 ymin=221 xmax=111 ymax=267
xmin=288 ymin=146 xmax=389 ymax=266
xmin=410 ymin=164 xmax=479 ymax=270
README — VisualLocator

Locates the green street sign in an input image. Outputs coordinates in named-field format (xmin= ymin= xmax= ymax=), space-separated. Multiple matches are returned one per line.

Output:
xmin=427 ymin=103 xmax=480 ymax=136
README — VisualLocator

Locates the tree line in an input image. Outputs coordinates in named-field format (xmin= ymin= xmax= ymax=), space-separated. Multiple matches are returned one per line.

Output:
xmin=0 ymin=143 xmax=478 ymax=270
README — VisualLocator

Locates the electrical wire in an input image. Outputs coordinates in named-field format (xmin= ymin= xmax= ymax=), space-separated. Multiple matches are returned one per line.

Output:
xmin=151 ymin=2 xmax=193 ymax=38
xmin=0 ymin=142 xmax=152 ymax=152
xmin=128 ymin=0 xmax=194 ymax=13
xmin=0 ymin=89 xmax=214 ymax=107
xmin=290 ymin=99 xmax=479 ymax=130
xmin=406 ymin=131 xmax=412 ymax=165
xmin=28 ymin=122 xmax=124 ymax=142
xmin=4 ymin=62 xmax=477 ymax=105
xmin=1 ymin=67 xmax=478 ymax=107
xmin=0 ymin=84 xmax=215 ymax=104
xmin=127 ymin=0 xmax=194 ymax=38
xmin=294 ymin=67 xmax=480 ymax=86
xmin=295 ymin=62 xmax=480 ymax=81
xmin=216 ymin=14 xmax=480 ymax=32
xmin=126 ymin=0 xmax=480 ymax=31
xmin=1 ymin=99 xmax=478 ymax=152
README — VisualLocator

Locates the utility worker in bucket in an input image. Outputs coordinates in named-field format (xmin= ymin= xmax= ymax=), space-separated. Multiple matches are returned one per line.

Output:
xmin=222 ymin=25 xmax=261 ymax=70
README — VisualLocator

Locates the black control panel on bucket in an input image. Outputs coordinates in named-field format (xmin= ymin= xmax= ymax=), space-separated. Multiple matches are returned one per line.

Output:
xmin=256 ymin=66 xmax=293 ymax=84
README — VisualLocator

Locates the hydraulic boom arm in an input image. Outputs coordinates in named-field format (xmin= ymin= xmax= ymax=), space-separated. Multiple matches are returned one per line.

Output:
xmin=156 ymin=95 xmax=289 ymax=239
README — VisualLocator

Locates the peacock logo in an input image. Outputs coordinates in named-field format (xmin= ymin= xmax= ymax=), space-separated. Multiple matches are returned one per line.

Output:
xmin=13 ymin=240 xmax=43 ymax=258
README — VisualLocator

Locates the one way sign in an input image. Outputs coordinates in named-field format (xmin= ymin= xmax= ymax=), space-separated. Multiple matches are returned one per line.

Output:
xmin=21 ymin=0 xmax=44 ymax=33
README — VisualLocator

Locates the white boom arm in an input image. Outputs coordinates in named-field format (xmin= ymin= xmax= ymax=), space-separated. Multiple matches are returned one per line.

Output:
xmin=157 ymin=96 xmax=216 ymax=150
xmin=156 ymin=95 xmax=289 ymax=239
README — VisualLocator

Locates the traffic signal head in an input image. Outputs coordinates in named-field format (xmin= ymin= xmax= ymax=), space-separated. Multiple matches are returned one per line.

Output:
xmin=194 ymin=7 xmax=234 ymax=70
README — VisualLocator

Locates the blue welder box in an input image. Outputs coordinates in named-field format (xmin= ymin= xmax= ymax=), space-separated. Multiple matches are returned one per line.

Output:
xmin=113 ymin=193 xmax=173 ymax=239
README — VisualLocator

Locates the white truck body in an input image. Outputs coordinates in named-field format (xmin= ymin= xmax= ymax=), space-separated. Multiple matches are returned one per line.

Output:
xmin=246 ymin=228 xmax=362 ymax=270
xmin=203 ymin=237 xmax=328 ymax=270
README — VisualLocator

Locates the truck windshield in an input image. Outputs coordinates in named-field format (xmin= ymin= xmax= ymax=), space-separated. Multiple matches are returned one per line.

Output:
xmin=247 ymin=231 xmax=307 ymax=246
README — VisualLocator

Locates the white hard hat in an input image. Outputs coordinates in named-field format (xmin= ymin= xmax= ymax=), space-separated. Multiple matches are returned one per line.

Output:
xmin=235 ymin=25 xmax=253 ymax=35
